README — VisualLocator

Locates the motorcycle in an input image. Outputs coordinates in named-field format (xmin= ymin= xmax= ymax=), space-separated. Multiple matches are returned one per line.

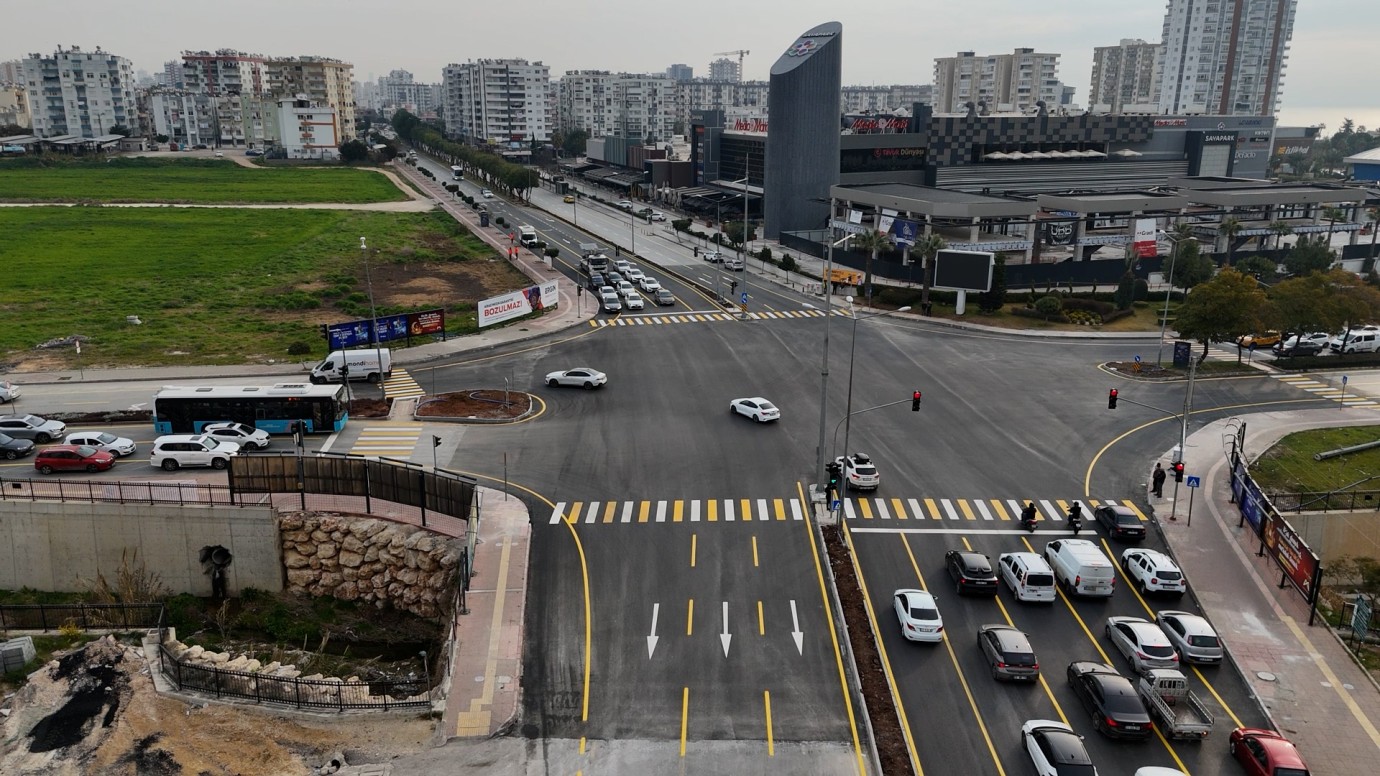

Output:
xmin=1069 ymin=516 xmax=1083 ymax=536
xmin=1021 ymin=510 xmax=1038 ymax=532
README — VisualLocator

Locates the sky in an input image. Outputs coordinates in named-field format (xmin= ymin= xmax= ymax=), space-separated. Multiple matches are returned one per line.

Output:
xmin=6 ymin=0 xmax=1376 ymax=133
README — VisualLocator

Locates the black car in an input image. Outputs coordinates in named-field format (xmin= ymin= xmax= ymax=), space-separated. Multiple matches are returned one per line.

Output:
xmin=0 ymin=431 xmax=36 ymax=460
xmin=1093 ymin=504 xmax=1146 ymax=541
xmin=587 ymin=272 xmax=607 ymax=292
xmin=945 ymin=550 xmax=998 ymax=595
xmin=1066 ymin=661 xmax=1154 ymax=739
xmin=653 ymin=288 xmax=675 ymax=306
xmin=1273 ymin=340 xmax=1324 ymax=357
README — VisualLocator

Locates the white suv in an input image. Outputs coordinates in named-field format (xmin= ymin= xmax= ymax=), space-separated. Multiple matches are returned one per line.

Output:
xmin=151 ymin=434 xmax=241 ymax=471
xmin=1121 ymin=548 xmax=1186 ymax=596
xmin=202 ymin=422 xmax=272 ymax=450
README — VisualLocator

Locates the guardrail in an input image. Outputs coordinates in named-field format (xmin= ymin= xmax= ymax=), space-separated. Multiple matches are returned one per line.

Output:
xmin=0 ymin=602 xmax=163 ymax=632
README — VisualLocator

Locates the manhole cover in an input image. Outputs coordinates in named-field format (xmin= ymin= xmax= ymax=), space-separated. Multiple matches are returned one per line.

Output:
xmin=1257 ymin=671 xmax=1277 ymax=682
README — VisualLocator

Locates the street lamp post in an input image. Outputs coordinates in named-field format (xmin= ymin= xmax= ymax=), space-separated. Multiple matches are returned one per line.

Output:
xmin=841 ymin=297 xmax=912 ymax=462
xmin=1156 ymin=233 xmax=1196 ymax=366
xmin=359 ymin=237 xmax=385 ymax=394
xmin=815 ymin=198 xmax=838 ymax=493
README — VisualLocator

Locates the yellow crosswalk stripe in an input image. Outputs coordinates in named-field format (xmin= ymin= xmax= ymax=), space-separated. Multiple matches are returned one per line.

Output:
xmin=773 ymin=499 xmax=787 ymax=520
xmin=859 ymin=499 xmax=874 ymax=519
xmin=891 ymin=498 xmax=907 ymax=520
xmin=674 ymin=501 xmax=684 ymax=522
xmin=638 ymin=501 xmax=651 ymax=523
xmin=924 ymin=498 xmax=941 ymax=520
xmin=959 ymin=500 xmax=977 ymax=520
xmin=990 ymin=499 xmax=1011 ymax=521
xmin=707 ymin=500 xmax=718 ymax=521
xmin=740 ymin=498 xmax=752 ymax=521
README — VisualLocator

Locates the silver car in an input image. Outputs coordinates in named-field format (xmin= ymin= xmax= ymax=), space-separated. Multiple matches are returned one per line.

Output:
xmin=1156 ymin=610 xmax=1224 ymax=664
xmin=63 ymin=431 xmax=137 ymax=457
xmin=1106 ymin=616 xmax=1180 ymax=673
xmin=978 ymin=624 xmax=1039 ymax=681
xmin=0 ymin=414 xmax=67 ymax=443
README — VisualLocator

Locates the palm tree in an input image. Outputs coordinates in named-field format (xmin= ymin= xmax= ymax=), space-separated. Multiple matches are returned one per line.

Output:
xmin=853 ymin=229 xmax=893 ymax=306
xmin=1369 ymin=206 xmax=1380 ymax=262
xmin=1322 ymin=206 xmax=1347 ymax=251
xmin=1218 ymin=217 xmax=1244 ymax=267
xmin=1268 ymin=221 xmax=1294 ymax=251
xmin=914 ymin=232 xmax=947 ymax=311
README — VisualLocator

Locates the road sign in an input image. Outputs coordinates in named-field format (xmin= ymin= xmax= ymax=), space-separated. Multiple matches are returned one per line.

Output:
xmin=740 ymin=292 xmax=749 ymax=305
xmin=1343 ymin=375 xmax=1349 ymax=386
xmin=1134 ymin=355 xmax=1142 ymax=363
xmin=831 ymin=499 xmax=841 ymax=511
xmin=1186 ymin=475 xmax=1201 ymax=488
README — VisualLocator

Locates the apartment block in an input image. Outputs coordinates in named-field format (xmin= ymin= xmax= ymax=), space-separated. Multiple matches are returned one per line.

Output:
xmin=1090 ymin=39 xmax=1162 ymax=113
xmin=264 ymin=56 xmax=356 ymax=140
xmin=842 ymin=84 xmax=931 ymax=114
xmin=933 ymin=48 xmax=1062 ymax=114
xmin=441 ymin=58 xmax=550 ymax=146
xmin=707 ymin=58 xmax=741 ymax=83
xmin=181 ymin=49 xmax=267 ymax=97
xmin=272 ymin=95 xmax=338 ymax=160
xmin=21 ymin=45 xmax=139 ymax=136
xmin=1157 ymin=0 xmax=1298 ymax=116
xmin=0 ymin=84 xmax=30 ymax=128
xmin=559 ymin=71 xmax=677 ymax=142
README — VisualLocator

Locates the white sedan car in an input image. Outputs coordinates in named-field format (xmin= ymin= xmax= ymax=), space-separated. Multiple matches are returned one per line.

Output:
xmin=625 ymin=267 xmax=646 ymax=282
xmin=730 ymin=397 xmax=780 ymax=423
xmin=481 ymin=188 xmax=494 ymax=198
xmin=624 ymin=292 xmax=645 ymax=310
xmin=1121 ymin=547 xmax=1186 ymax=596
xmin=1022 ymin=720 xmax=1099 ymax=776
xmin=545 ymin=368 xmax=608 ymax=389
xmin=637 ymin=276 xmax=662 ymax=293
xmin=1106 ymin=616 xmax=1180 ymax=673
xmin=202 ymin=421 xmax=272 ymax=450
xmin=893 ymin=589 xmax=943 ymax=643
xmin=63 ymin=431 xmax=137 ymax=457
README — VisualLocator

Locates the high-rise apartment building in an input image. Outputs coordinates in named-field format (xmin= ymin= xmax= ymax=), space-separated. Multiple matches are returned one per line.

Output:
xmin=181 ymin=50 xmax=267 ymax=96
xmin=1157 ymin=0 xmax=1298 ymax=116
xmin=932 ymin=48 xmax=1062 ymax=114
xmin=441 ymin=59 xmax=551 ymax=145
xmin=263 ymin=56 xmax=356 ymax=140
xmin=1089 ymin=39 xmax=1161 ymax=113
xmin=842 ymin=84 xmax=931 ymax=114
xmin=666 ymin=64 xmax=694 ymax=82
xmin=707 ymin=58 xmax=741 ymax=83
xmin=0 ymin=60 xmax=24 ymax=85
xmin=559 ymin=71 xmax=676 ymax=142
xmin=21 ymin=45 xmax=138 ymax=136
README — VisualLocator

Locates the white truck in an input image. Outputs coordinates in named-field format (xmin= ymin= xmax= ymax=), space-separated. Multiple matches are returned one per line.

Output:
xmin=1136 ymin=668 xmax=1214 ymax=740
xmin=518 ymin=225 xmax=539 ymax=247
xmin=310 ymin=349 xmax=393 ymax=384
xmin=1044 ymin=538 xmax=1116 ymax=597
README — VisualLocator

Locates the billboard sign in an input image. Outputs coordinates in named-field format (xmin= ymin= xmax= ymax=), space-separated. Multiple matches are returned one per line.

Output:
xmin=479 ymin=281 xmax=559 ymax=328
xmin=931 ymin=250 xmax=994 ymax=292
xmin=326 ymin=309 xmax=446 ymax=349
xmin=1263 ymin=513 xmax=1320 ymax=599
xmin=1134 ymin=218 xmax=1159 ymax=258
xmin=891 ymin=218 xmax=920 ymax=246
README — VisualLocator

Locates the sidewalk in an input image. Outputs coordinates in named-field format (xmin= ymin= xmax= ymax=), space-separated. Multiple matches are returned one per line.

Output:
xmin=1156 ymin=409 xmax=1380 ymax=775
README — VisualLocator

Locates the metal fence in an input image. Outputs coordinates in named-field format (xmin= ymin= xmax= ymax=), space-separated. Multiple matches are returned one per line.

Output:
xmin=154 ymin=642 xmax=432 ymax=711
xmin=0 ymin=478 xmax=239 ymax=506
xmin=1271 ymin=490 xmax=1380 ymax=513
xmin=0 ymin=602 xmax=164 ymax=632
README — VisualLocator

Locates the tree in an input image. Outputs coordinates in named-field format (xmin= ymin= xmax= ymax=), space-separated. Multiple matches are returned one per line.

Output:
xmin=1322 ymin=206 xmax=1347 ymax=247
xmin=854 ymin=229 xmax=893 ymax=306
xmin=108 ymin=125 xmax=132 ymax=137
xmin=978 ymin=255 xmax=1008 ymax=313
xmin=1218 ymin=216 xmax=1244 ymax=267
xmin=1113 ymin=270 xmax=1136 ymax=311
xmin=1171 ymin=239 xmax=1216 ymax=290
xmin=339 ymin=139 xmax=369 ymax=162
xmin=561 ymin=129 xmax=589 ymax=157
xmin=914 ymin=232 xmax=947 ymax=308
xmin=1282 ymin=238 xmax=1335 ymax=277
xmin=724 ymin=220 xmax=756 ymax=248
xmin=1235 ymin=255 xmax=1279 ymax=284
xmin=1369 ymin=206 xmax=1380 ymax=262
xmin=1173 ymin=269 xmax=1270 ymax=359
xmin=1267 ymin=220 xmax=1294 ymax=250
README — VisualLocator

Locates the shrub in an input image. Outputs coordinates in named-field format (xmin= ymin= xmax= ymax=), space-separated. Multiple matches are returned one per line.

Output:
xmin=286 ymin=341 xmax=312 ymax=356
xmin=759 ymin=247 xmax=773 ymax=262
xmin=781 ymin=254 xmax=799 ymax=273
xmin=672 ymin=218 xmax=693 ymax=233
xmin=1061 ymin=297 xmax=1114 ymax=315
xmin=545 ymin=246 xmax=560 ymax=258
xmin=1034 ymin=295 xmax=1064 ymax=319
xmin=1133 ymin=278 xmax=1149 ymax=301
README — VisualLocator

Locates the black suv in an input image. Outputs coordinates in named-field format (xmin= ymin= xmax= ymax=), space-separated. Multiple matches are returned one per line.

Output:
xmin=587 ymin=272 xmax=607 ymax=292
xmin=1066 ymin=661 xmax=1153 ymax=739
xmin=1093 ymin=505 xmax=1146 ymax=541
xmin=945 ymin=550 xmax=998 ymax=595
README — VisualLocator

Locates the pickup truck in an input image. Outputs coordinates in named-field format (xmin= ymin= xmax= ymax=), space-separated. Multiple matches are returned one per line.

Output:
xmin=1137 ymin=668 xmax=1214 ymax=740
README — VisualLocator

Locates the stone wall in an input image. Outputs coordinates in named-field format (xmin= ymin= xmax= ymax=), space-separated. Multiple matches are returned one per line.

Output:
xmin=279 ymin=512 xmax=462 ymax=618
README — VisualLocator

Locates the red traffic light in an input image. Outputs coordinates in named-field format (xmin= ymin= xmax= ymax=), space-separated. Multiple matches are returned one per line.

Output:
xmin=1172 ymin=461 xmax=1185 ymax=482
xmin=912 ymin=390 xmax=922 ymax=411
xmin=1108 ymin=389 xmax=1119 ymax=410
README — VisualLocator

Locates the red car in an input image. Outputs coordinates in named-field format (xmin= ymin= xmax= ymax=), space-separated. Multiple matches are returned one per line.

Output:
xmin=34 ymin=444 xmax=116 ymax=475
xmin=1229 ymin=727 xmax=1310 ymax=776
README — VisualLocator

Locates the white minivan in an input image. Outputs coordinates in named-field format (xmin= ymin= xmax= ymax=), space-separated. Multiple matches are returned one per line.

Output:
xmin=310 ymin=349 xmax=393 ymax=384
xmin=1333 ymin=331 xmax=1380 ymax=354
xmin=998 ymin=552 xmax=1057 ymax=603
xmin=1043 ymin=539 xmax=1116 ymax=597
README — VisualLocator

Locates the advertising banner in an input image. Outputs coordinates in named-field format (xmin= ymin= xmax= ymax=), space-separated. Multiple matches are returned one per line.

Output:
xmin=326 ymin=308 xmax=446 ymax=349
xmin=479 ymin=281 xmax=559 ymax=328
xmin=1133 ymin=218 xmax=1159 ymax=258
xmin=891 ymin=219 xmax=920 ymax=246
xmin=408 ymin=309 xmax=445 ymax=336
xmin=1262 ymin=513 xmax=1320 ymax=599
xmin=877 ymin=208 xmax=897 ymax=237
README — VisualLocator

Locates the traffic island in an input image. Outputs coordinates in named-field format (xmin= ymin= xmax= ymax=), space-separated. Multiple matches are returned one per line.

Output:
xmin=415 ymin=390 xmax=535 ymax=423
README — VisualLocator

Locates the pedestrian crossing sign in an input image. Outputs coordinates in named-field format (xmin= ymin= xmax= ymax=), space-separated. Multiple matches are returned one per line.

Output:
xmin=1186 ymin=476 xmax=1201 ymax=488
xmin=831 ymin=499 xmax=842 ymax=511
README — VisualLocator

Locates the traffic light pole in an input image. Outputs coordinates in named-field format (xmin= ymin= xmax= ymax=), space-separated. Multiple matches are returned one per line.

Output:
xmin=829 ymin=397 xmax=913 ymax=463
xmin=1108 ymin=355 xmax=1200 ymax=520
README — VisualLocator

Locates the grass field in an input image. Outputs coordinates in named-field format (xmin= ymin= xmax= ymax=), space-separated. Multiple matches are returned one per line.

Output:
xmin=0 ymin=158 xmax=407 ymax=204
xmin=0 ymin=207 xmax=528 ymax=368
xmin=1251 ymin=426 xmax=1380 ymax=494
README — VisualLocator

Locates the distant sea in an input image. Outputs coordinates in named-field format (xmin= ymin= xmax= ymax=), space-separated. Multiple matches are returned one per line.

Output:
xmin=1277 ymin=106 xmax=1380 ymax=134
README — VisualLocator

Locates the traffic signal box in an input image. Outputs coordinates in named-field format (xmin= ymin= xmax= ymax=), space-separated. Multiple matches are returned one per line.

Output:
xmin=1108 ymin=389 xmax=1119 ymax=409
xmin=911 ymin=391 xmax=922 ymax=411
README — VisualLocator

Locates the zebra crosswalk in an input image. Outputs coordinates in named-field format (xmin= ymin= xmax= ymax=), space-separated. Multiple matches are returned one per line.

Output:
xmin=348 ymin=422 xmax=423 ymax=457
xmin=383 ymin=369 xmax=425 ymax=400
xmin=1272 ymin=374 xmax=1377 ymax=407
xmin=589 ymin=308 xmax=843 ymax=328
xmin=548 ymin=497 xmax=1145 ymax=526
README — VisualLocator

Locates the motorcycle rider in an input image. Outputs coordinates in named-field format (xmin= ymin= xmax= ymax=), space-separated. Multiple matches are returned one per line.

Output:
xmin=1068 ymin=502 xmax=1084 ymax=535
xmin=1020 ymin=502 xmax=1038 ymax=531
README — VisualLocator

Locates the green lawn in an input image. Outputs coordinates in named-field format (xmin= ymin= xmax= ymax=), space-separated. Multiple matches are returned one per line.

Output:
xmin=1251 ymin=426 xmax=1380 ymax=494
xmin=0 ymin=207 xmax=525 ymax=367
xmin=0 ymin=158 xmax=407 ymax=204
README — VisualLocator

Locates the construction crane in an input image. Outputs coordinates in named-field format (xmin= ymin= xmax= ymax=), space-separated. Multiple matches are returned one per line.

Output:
xmin=713 ymin=50 xmax=750 ymax=81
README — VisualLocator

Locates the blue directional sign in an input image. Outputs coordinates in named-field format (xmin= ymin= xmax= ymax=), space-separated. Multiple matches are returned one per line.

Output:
xmin=740 ymin=292 xmax=749 ymax=305
xmin=831 ymin=499 xmax=842 ymax=511
xmin=1134 ymin=355 xmax=1142 ymax=363
xmin=1186 ymin=476 xmax=1201 ymax=488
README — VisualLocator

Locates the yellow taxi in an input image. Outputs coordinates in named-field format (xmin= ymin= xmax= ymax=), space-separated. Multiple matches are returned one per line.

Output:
xmin=1235 ymin=330 xmax=1281 ymax=348
xmin=563 ymin=195 xmax=575 ymax=203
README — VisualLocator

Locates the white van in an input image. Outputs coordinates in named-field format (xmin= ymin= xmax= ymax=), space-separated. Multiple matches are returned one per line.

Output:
xmin=998 ymin=552 xmax=1057 ymax=603
xmin=1043 ymin=539 xmax=1116 ymax=597
xmin=1334 ymin=331 xmax=1380 ymax=354
xmin=310 ymin=349 xmax=393 ymax=384
xmin=518 ymin=225 xmax=539 ymax=247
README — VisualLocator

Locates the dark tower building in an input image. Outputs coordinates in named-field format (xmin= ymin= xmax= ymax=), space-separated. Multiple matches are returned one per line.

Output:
xmin=764 ymin=21 xmax=842 ymax=239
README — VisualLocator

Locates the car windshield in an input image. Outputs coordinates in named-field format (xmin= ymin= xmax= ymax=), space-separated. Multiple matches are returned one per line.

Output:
xmin=0 ymin=433 xmax=14 ymax=444
xmin=74 ymin=446 xmax=99 ymax=456
xmin=1275 ymin=769 xmax=1308 ymax=776
xmin=1156 ymin=570 xmax=1182 ymax=580
xmin=93 ymin=432 xmax=117 ymax=444
xmin=909 ymin=606 xmax=938 ymax=621
xmin=21 ymin=415 xmax=45 ymax=425
xmin=759 ymin=402 xmax=777 ymax=411
xmin=855 ymin=465 xmax=878 ymax=475
xmin=1188 ymin=635 xmax=1221 ymax=648
xmin=1116 ymin=513 xmax=1140 ymax=525
xmin=1143 ymin=643 xmax=1175 ymax=658
xmin=1026 ymin=573 xmax=1055 ymax=586
xmin=202 ymin=438 xmax=222 ymax=449
xmin=1004 ymin=650 xmax=1037 ymax=666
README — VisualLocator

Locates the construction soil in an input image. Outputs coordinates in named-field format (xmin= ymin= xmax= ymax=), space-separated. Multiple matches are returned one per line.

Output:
xmin=0 ymin=637 xmax=435 ymax=775
xmin=416 ymin=390 xmax=532 ymax=420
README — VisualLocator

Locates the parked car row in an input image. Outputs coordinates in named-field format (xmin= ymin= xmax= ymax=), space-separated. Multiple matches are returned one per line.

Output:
xmin=586 ymin=259 xmax=674 ymax=313
xmin=0 ymin=413 xmax=277 ymax=475
xmin=1237 ymin=326 xmax=1380 ymax=357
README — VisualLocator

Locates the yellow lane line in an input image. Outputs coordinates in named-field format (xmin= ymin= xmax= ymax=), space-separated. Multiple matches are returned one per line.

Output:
xmin=690 ymin=534 xmax=697 ymax=568
xmin=795 ymin=481 xmax=867 ymax=776
xmin=752 ymin=535 xmax=760 ymax=567
xmin=764 ymin=690 xmax=775 ymax=756
xmin=900 ymin=534 xmax=1003 ymax=775
xmin=680 ymin=687 xmax=690 ymax=757
xmin=686 ymin=599 xmax=694 ymax=636
xmin=758 ymin=600 xmax=766 ymax=635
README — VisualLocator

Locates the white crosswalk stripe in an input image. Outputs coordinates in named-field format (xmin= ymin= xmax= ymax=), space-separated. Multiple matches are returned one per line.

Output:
xmin=349 ymin=423 xmax=422 ymax=457
xmin=382 ymin=368 xmax=425 ymax=399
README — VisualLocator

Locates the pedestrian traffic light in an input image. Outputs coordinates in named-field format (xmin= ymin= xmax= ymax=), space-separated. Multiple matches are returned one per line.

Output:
xmin=1108 ymin=389 xmax=1119 ymax=409
xmin=319 ymin=323 xmax=329 ymax=340
xmin=911 ymin=390 xmax=922 ymax=411
xmin=826 ymin=462 xmax=841 ymax=498
xmin=1172 ymin=461 xmax=1185 ymax=482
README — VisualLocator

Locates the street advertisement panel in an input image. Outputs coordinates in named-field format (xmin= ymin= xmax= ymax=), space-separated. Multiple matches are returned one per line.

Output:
xmin=1133 ymin=218 xmax=1158 ymax=258
xmin=1230 ymin=455 xmax=1266 ymax=533
xmin=326 ymin=308 xmax=446 ymax=349
xmin=890 ymin=218 xmax=919 ymax=246
xmin=1263 ymin=512 xmax=1320 ymax=600
xmin=408 ymin=309 xmax=445 ymax=336
xmin=479 ymin=281 xmax=558 ymax=328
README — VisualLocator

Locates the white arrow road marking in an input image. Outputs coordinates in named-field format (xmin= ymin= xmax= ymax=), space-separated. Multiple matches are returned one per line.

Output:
xmin=647 ymin=603 xmax=660 ymax=659
xmin=790 ymin=600 xmax=804 ymax=655
xmin=720 ymin=601 xmax=732 ymax=657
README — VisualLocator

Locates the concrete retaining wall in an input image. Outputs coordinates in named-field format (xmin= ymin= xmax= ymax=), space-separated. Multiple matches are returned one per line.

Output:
xmin=1291 ymin=510 xmax=1380 ymax=565
xmin=0 ymin=501 xmax=282 ymax=595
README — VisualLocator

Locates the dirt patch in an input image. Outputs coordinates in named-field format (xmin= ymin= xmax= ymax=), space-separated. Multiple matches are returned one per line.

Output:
xmin=0 ymin=636 xmax=434 ymax=776
xmin=824 ymin=525 xmax=913 ymax=776
xmin=350 ymin=397 xmax=392 ymax=419
xmin=416 ymin=390 xmax=531 ymax=420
